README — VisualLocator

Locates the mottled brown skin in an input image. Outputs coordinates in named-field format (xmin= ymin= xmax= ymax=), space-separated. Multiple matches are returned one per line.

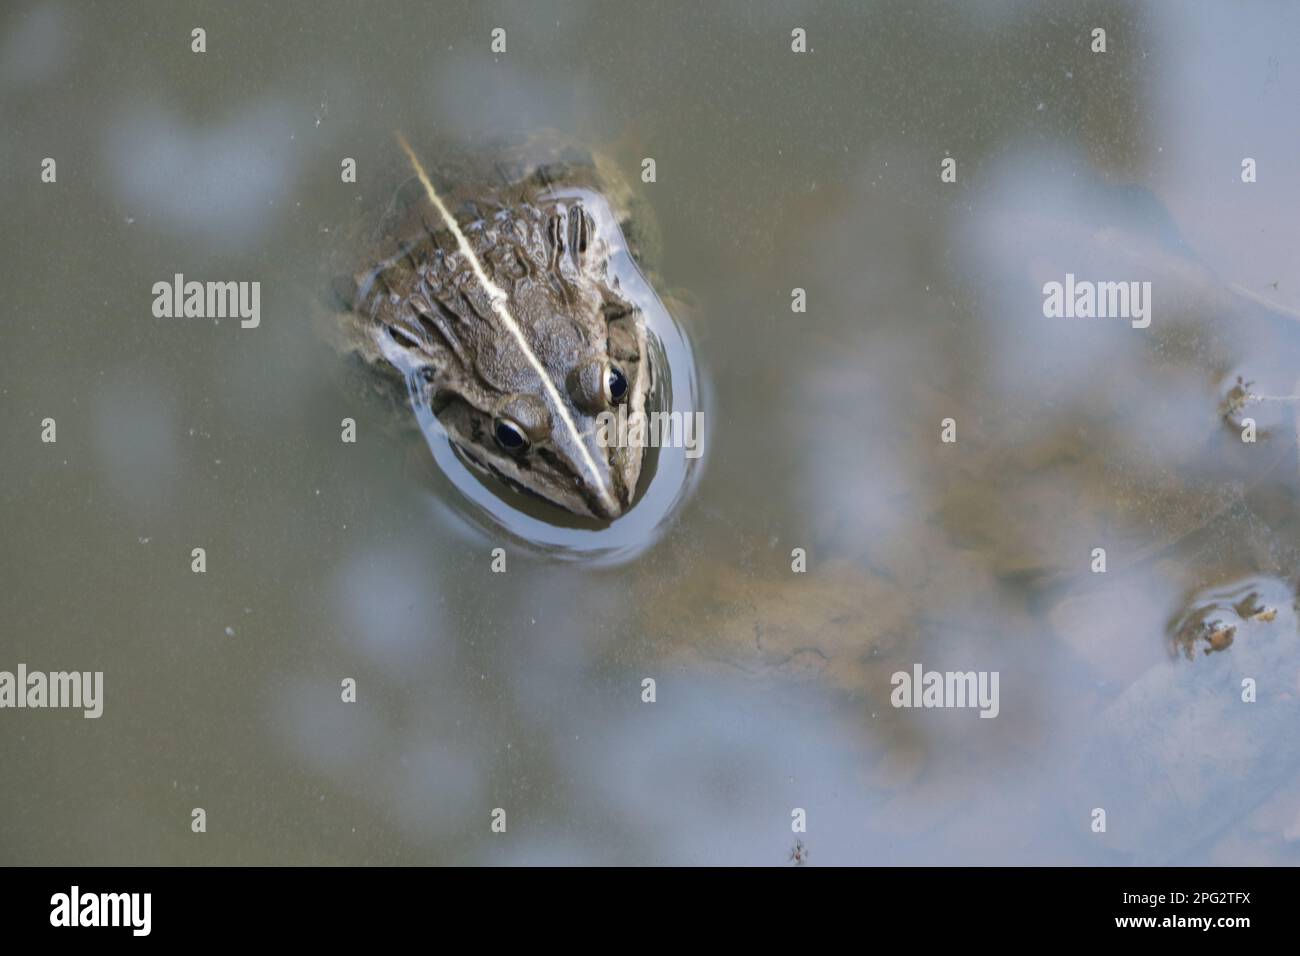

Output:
xmin=332 ymin=162 xmax=654 ymax=521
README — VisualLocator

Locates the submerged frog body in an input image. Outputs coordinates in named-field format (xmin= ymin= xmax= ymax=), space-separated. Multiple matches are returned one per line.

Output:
xmin=329 ymin=138 xmax=661 ymax=521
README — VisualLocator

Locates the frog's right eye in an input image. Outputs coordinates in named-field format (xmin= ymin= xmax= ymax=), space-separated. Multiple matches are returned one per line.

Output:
xmin=604 ymin=364 xmax=629 ymax=404
xmin=494 ymin=418 xmax=530 ymax=452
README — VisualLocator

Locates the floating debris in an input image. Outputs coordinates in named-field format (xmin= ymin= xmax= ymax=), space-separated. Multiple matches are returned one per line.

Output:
xmin=1218 ymin=375 xmax=1255 ymax=423
xmin=1082 ymin=576 xmax=1300 ymax=861
xmin=1169 ymin=583 xmax=1279 ymax=660
xmin=789 ymin=839 xmax=809 ymax=866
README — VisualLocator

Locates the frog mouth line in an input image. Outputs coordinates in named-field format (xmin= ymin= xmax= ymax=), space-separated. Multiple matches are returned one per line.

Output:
xmin=453 ymin=440 xmax=621 ymax=523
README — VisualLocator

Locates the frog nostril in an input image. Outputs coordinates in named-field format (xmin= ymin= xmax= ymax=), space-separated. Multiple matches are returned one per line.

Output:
xmin=592 ymin=494 xmax=621 ymax=520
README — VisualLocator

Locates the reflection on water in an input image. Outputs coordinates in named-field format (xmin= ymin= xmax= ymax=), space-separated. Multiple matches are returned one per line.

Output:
xmin=1 ymin=0 xmax=1298 ymax=865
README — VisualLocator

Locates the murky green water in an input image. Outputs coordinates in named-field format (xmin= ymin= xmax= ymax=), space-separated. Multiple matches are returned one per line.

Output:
xmin=2 ymin=0 xmax=1299 ymax=864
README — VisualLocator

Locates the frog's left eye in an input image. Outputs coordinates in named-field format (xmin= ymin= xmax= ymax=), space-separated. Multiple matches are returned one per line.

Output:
xmin=604 ymin=364 xmax=629 ymax=405
xmin=494 ymin=418 xmax=530 ymax=452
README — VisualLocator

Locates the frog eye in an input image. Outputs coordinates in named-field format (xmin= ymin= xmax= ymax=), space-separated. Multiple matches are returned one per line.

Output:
xmin=604 ymin=364 xmax=629 ymax=405
xmin=494 ymin=418 xmax=530 ymax=452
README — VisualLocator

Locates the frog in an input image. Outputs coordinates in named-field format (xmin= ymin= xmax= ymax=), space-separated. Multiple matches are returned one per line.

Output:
xmin=321 ymin=132 xmax=667 ymax=521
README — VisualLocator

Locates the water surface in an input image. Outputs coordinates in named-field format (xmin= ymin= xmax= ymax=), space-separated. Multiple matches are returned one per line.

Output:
xmin=1 ymin=0 xmax=1298 ymax=864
